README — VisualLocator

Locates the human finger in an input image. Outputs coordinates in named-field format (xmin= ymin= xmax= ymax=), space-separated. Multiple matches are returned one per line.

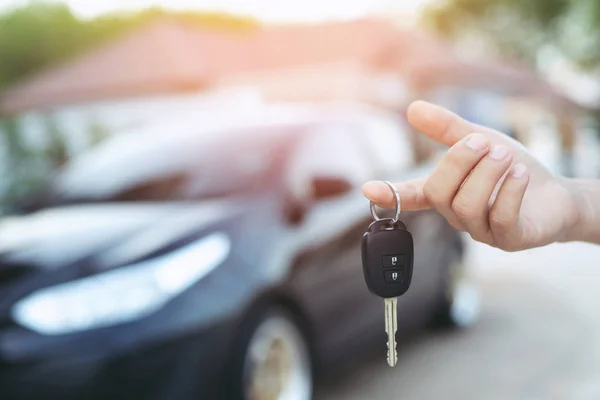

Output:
xmin=487 ymin=163 xmax=530 ymax=248
xmin=362 ymin=177 xmax=429 ymax=211
xmin=406 ymin=101 xmax=476 ymax=147
xmin=451 ymin=144 xmax=513 ymax=242
xmin=422 ymin=133 xmax=491 ymax=229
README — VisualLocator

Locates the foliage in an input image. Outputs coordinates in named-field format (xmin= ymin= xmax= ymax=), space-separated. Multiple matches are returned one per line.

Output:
xmin=0 ymin=117 xmax=51 ymax=211
xmin=421 ymin=0 xmax=600 ymax=69
xmin=0 ymin=2 xmax=259 ymax=91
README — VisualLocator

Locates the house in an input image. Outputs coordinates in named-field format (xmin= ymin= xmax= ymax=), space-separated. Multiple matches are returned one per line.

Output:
xmin=0 ymin=19 xmax=459 ymax=115
xmin=0 ymin=18 xmax=582 ymax=161
xmin=1 ymin=17 xmax=571 ymax=113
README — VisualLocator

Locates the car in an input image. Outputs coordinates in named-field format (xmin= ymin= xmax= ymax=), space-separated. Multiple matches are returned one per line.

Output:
xmin=0 ymin=102 xmax=476 ymax=399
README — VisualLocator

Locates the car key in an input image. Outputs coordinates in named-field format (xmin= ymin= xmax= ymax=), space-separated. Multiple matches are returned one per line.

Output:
xmin=362 ymin=181 xmax=414 ymax=367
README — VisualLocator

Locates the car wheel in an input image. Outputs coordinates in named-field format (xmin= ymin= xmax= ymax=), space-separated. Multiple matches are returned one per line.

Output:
xmin=225 ymin=307 xmax=313 ymax=400
xmin=432 ymin=257 xmax=481 ymax=329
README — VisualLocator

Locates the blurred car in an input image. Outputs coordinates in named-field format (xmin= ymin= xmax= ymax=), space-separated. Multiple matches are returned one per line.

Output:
xmin=0 ymin=103 xmax=474 ymax=400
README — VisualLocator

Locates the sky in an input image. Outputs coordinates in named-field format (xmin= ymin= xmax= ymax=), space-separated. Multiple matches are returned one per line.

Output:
xmin=0 ymin=0 xmax=428 ymax=22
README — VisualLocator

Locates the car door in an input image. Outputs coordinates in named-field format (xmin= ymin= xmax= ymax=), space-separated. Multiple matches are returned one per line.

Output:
xmin=283 ymin=122 xmax=384 ymax=363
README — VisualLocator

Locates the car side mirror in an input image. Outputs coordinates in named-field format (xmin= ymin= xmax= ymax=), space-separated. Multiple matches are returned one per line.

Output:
xmin=311 ymin=176 xmax=353 ymax=200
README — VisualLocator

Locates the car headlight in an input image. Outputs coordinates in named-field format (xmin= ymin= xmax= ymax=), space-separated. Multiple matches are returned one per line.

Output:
xmin=12 ymin=232 xmax=230 ymax=335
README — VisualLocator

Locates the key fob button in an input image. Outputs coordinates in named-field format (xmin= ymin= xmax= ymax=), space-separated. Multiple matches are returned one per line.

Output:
xmin=384 ymin=269 xmax=404 ymax=283
xmin=382 ymin=254 xmax=405 ymax=268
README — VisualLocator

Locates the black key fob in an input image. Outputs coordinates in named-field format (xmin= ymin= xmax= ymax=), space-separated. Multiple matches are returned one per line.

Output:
xmin=362 ymin=219 xmax=414 ymax=298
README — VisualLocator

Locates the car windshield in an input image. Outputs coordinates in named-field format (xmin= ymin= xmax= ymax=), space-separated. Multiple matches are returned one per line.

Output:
xmin=41 ymin=125 xmax=290 ymax=206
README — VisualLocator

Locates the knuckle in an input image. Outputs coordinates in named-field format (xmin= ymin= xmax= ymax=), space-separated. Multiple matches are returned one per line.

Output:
xmin=489 ymin=209 xmax=514 ymax=233
xmin=451 ymin=196 xmax=475 ymax=222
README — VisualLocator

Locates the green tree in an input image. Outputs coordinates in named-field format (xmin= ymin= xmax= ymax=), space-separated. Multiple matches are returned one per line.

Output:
xmin=0 ymin=2 xmax=259 ymax=91
xmin=88 ymin=117 xmax=109 ymax=147
xmin=0 ymin=117 xmax=51 ymax=210
xmin=422 ymin=0 xmax=600 ymax=69
xmin=0 ymin=3 xmax=87 ymax=89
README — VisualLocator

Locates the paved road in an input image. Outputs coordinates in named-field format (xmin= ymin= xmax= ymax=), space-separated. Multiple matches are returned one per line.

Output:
xmin=317 ymin=240 xmax=600 ymax=400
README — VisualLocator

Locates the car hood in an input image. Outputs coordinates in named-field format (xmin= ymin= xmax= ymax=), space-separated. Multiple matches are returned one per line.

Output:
xmin=0 ymin=201 xmax=236 ymax=269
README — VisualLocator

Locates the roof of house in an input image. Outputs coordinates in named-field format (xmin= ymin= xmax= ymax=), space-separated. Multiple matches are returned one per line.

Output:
xmin=0 ymin=18 xmax=460 ymax=114
xmin=216 ymin=19 xmax=454 ymax=73
xmin=0 ymin=17 xmax=575 ymax=114
xmin=0 ymin=20 xmax=247 ymax=114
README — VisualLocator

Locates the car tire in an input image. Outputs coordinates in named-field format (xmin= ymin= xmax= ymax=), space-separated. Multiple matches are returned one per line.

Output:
xmin=223 ymin=306 xmax=313 ymax=400
xmin=431 ymin=256 xmax=481 ymax=329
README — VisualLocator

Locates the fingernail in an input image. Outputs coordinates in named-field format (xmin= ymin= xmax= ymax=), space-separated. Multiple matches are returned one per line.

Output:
xmin=489 ymin=145 xmax=509 ymax=161
xmin=511 ymin=163 xmax=527 ymax=178
xmin=464 ymin=133 xmax=487 ymax=151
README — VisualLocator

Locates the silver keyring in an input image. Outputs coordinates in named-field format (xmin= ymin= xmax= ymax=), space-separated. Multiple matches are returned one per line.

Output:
xmin=370 ymin=181 xmax=401 ymax=223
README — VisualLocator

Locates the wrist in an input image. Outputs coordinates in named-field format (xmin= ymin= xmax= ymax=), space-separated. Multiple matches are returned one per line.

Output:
xmin=562 ymin=178 xmax=600 ymax=244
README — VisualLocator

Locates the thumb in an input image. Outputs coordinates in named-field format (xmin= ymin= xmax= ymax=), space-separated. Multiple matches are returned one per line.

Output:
xmin=362 ymin=178 xmax=431 ymax=211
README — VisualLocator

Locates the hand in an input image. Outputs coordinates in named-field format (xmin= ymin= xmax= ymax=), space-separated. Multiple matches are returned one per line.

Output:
xmin=363 ymin=101 xmax=583 ymax=251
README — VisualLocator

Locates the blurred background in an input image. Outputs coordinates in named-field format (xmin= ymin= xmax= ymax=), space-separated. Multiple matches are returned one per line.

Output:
xmin=0 ymin=1 xmax=600 ymax=399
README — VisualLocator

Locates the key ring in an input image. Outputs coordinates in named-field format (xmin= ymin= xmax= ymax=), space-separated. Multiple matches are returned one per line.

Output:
xmin=370 ymin=181 xmax=401 ymax=224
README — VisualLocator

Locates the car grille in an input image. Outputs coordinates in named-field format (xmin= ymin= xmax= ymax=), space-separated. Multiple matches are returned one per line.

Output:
xmin=0 ymin=261 xmax=35 ymax=285
xmin=0 ymin=260 xmax=38 ymax=328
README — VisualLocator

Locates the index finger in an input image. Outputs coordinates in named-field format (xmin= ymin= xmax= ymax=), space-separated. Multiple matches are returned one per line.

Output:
xmin=362 ymin=177 xmax=431 ymax=211
xmin=407 ymin=100 xmax=475 ymax=147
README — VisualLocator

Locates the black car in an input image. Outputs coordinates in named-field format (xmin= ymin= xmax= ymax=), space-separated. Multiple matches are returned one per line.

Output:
xmin=0 ymin=104 xmax=475 ymax=399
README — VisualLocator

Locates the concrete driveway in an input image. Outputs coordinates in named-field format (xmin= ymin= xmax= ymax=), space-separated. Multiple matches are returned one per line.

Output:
xmin=318 ymin=240 xmax=600 ymax=400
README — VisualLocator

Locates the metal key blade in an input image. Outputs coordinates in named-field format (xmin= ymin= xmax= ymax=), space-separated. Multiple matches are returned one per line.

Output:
xmin=384 ymin=297 xmax=398 ymax=367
